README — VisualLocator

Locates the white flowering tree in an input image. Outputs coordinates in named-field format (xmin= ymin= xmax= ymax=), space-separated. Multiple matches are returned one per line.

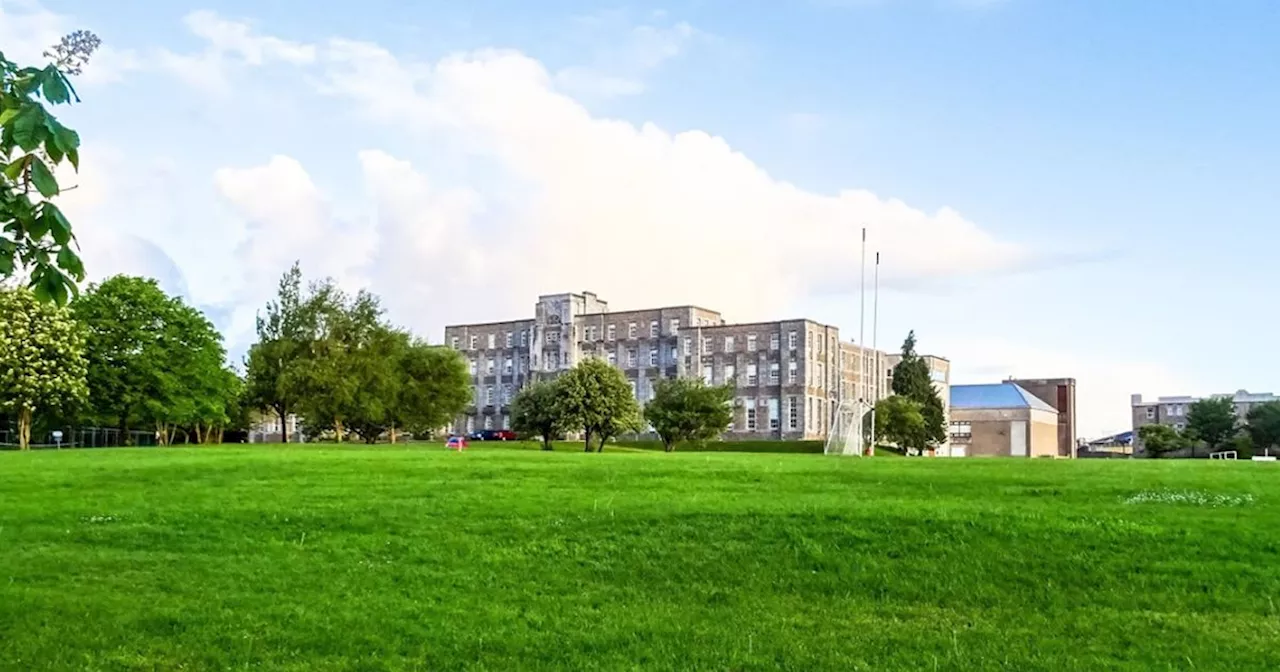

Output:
xmin=0 ymin=286 xmax=87 ymax=449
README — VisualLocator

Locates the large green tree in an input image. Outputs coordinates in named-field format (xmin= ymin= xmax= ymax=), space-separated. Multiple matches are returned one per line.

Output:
xmin=1186 ymin=397 xmax=1238 ymax=457
xmin=74 ymin=275 xmax=236 ymax=445
xmin=511 ymin=380 xmax=566 ymax=451
xmin=1 ymin=32 xmax=98 ymax=303
xmin=886 ymin=331 xmax=946 ymax=454
xmin=643 ymin=377 xmax=734 ymax=452
xmin=1245 ymin=401 xmax=1280 ymax=457
xmin=867 ymin=395 xmax=925 ymax=451
xmin=0 ymin=286 xmax=87 ymax=449
xmin=389 ymin=339 xmax=470 ymax=442
xmin=557 ymin=358 xmax=641 ymax=452
xmin=244 ymin=264 xmax=308 ymax=443
xmin=1137 ymin=424 xmax=1188 ymax=459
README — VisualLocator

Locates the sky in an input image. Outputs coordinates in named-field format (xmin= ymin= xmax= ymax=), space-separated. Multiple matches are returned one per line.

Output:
xmin=3 ymin=0 xmax=1277 ymax=437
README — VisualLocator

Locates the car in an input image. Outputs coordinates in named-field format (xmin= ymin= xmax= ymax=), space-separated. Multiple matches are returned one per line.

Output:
xmin=445 ymin=435 xmax=468 ymax=451
xmin=469 ymin=429 xmax=517 ymax=441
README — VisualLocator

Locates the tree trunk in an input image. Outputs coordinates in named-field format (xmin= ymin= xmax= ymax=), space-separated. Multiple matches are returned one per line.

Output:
xmin=663 ymin=437 xmax=674 ymax=453
xmin=278 ymin=405 xmax=290 ymax=444
xmin=597 ymin=434 xmax=608 ymax=453
xmin=389 ymin=424 xmax=398 ymax=444
xmin=17 ymin=407 xmax=32 ymax=451
xmin=194 ymin=424 xmax=204 ymax=445
xmin=583 ymin=429 xmax=593 ymax=452
xmin=542 ymin=433 xmax=553 ymax=451
xmin=334 ymin=419 xmax=344 ymax=443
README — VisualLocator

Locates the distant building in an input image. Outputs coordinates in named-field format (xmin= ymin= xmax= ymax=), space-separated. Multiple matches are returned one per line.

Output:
xmin=443 ymin=291 xmax=948 ymax=441
xmin=949 ymin=383 xmax=1060 ymax=457
xmin=1008 ymin=378 xmax=1077 ymax=458
xmin=1131 ymin=390 xmax=1278 ymax=452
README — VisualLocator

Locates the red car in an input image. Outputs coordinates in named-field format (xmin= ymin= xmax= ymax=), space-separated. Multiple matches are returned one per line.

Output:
xmin=469 ymin=429 xmax=517 ymax=441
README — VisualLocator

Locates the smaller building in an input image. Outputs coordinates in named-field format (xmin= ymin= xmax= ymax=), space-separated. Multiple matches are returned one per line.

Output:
xmin=949 ymin=383 xmax=1060 ymax=458
xmin=1008 ymin=377 xmax=1077 ymax=458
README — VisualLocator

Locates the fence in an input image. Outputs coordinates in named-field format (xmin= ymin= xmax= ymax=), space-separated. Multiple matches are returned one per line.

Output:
xmin=0 ymin=426 xmax=159 ymax=450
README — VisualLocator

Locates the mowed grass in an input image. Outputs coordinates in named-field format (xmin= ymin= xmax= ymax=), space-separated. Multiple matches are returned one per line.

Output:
xmin=1 ymin=446 xmax=1278 ymax=671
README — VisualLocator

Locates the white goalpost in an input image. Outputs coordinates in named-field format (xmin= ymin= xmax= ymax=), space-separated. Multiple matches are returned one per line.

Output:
xmin=825 ymin=399 xmax=869 ymax=456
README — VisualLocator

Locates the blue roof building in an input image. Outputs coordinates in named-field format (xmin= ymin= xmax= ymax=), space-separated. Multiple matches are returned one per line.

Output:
xmin=948 ymin=383 xmax=1061 ymax=458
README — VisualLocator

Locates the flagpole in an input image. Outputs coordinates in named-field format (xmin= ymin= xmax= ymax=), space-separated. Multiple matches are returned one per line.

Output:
xmin=858 ymin=227 xmax=866 ymax=455
xmin=870 ymin=251 xmax=880 ymax=457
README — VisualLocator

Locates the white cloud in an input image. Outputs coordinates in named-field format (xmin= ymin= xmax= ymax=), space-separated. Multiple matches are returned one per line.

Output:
xmin=154 ymin=10 xmax=315 ymax=94
xmin=552 ymin=15 xmax=701 ymax=98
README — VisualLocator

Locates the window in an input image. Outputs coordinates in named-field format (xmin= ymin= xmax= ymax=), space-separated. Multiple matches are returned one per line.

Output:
xmin=788 ymin=397 xmax=799 ymax=430
xmin=501 ymin=415 xmax=510 ymax=430
xmin=702 ymin=338 xmax=712 ymax=354
xmin=607 ymin=350 xmax=617 ymax=366
xmin=545 ymin=331 xmax=558 ymax=344
xmin=788 ymin=331 xmax=797 ymax=350
xmin=606 ymin=324 xmax=616 ymax=341
xmin=746 ymin=406 xmax=757 ymax=431
xmin=649 ymin=347 xmax=658 ymax=367
xmin=670 ymin=319 xmax=680 ymax=335
xmin=483 ymin=415 xmax=493 ymax=430
xmin=747 ymin=363 xmax=758 ymax=386
xmin=807 ymin=332 xmax=812 ymax=352
xmin=586 ymin=326 xmax=596 ymax=341
xmin=450 ymin=337 xmax=459 ymax=350
xmin=487 ymin=334 xmax=496 ymax=349
xmin=683 ymin=337 xmax=692 ymax=353
xmin=724 ymin=336 xmax=735 ymax=352
xmin=504 ymin=358 xmax=513 ymax=375
xmin=808 ymin=397 xmax=814 ymax=430
xmin=949 ymin=421 xmax=972 ymax=441
xmin=468 ymin=359 xmax=477 ymax=376
xmin=545 ymin=357 xmax=555 ymax=372
xmin=725 ymin=364 xmax=736 ymax=384
xmin=627 ymin=348 xmax=637 ymax=367
xmin=630 ymin=380 xmax=638 ymax=399
xmin=520 ymin=331 xmax=528 ymax=347
xmin=788 ymin=360 xmax=797 ymax=383
xmin=816 ymin=363 xmax=824 ymax=384
xmin=670 ymin=346 xmax=678 ymax=362
xmin=769 ymin=362 xmax=780 ymax=384
xmin=486 ymin=358 xmax=495 ymax=375
xmin=628 ymin=323 xmax=637 ymax=339
xmin=703 ymin=365 xmax=713 ymax=383
xmin=501 ymin=384 xmax=512 ymax=404
xmin=519 ymin=356 xmax=528 ymax=373
xmin=469 ymin=335 xmax=478 ymax=350
xmin=505 ymin=332 xmax=513 ymax=348
xmin=650 ymin=320 xmax=659 ymax=338
xmin=768 ymin=398 xmax=779 ymax=430
xmin=770 ymin=333 xmax=780 ymax=351
xmin=485 ymin=386 xmax=494 ymax=405
xmin=1175 ymin=423 xmax=1186 ymax=431
xmin=1145 ymin=406 xmax=1155 ymax=419
xmin=747 ymin=334 xmax=757 ymax=352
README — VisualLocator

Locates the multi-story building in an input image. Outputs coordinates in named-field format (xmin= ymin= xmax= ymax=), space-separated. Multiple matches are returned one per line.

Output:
xmin=443 ymin=291 xmax=945 ymax=441
xmin=1132 ymin=390 xmax=1278 ymax=441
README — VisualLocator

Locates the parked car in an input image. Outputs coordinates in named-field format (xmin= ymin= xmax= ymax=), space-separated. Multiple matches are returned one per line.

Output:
xmin=468 ymin=429 xmax=517 ymax=441
xmin=445 ymin=435 xmax=468 ymax=451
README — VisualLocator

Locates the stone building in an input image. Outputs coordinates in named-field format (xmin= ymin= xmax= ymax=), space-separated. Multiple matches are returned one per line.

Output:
xmin=1131 ymin=390 xmax=1278 ymax=453
xmin=1008 ymin=377 xmax=1077 ymax=458
xmin=443 ymin=291 xmax=946 ymax=441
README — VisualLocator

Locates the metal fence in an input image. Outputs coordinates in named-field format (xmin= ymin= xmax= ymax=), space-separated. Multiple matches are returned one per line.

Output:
xmin=0 ymin=426 xmax=159 ymax=450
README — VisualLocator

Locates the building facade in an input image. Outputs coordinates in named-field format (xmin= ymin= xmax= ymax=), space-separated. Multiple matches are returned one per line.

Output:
xmin=443 ymin=291 xmax=944 ymax=441
xmin=949 ymin=383 xmax=1060 ymax=457
xmin=1131 ymin=390 xmax=1278 ymax=449
xmin=1009 ymin=378 xmax=1077 ymax=458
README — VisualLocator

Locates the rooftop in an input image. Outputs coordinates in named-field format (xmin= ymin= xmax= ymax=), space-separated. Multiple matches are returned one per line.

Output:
xmin=951 ymin=383 xmax=1058 ymax=413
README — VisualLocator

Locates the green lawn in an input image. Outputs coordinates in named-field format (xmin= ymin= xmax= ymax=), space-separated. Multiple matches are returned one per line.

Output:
xmin=1 ymin=446 xmax=1277 ymax=671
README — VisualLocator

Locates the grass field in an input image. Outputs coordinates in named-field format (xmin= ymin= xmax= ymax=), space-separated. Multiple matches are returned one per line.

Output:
xmin=1 ymin=445 xmax=1277 ymax=670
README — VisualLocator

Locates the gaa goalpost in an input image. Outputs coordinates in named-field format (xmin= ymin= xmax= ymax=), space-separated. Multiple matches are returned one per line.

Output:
xmin=824 ymin=399 xmax=870 ymax=456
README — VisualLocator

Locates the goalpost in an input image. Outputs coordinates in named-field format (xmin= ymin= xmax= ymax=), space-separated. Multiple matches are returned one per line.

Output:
xmin=824 ymin=399 xmax=869 ymax=456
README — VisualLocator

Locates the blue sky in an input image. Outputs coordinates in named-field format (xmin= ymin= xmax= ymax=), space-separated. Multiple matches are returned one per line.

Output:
xmin=4 ymin=0 xmax=1276 ymax=435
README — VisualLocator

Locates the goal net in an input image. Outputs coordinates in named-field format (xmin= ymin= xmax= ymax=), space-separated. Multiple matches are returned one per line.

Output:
xmin=824 ymin=399 xmax=868 ymax=456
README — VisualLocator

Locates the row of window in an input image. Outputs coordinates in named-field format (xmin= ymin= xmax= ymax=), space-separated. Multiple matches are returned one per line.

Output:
xmin=453 ymin=331 xmax=531 ymax=351
xmin=701 ymin=362 xmax=790 ymax=386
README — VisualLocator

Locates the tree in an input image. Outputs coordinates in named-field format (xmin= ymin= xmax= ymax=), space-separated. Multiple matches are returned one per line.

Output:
xmin=1138 ymin=424 xmax=1188 ymax=459
xmin=557 ymin=358 xmax=641 ymax=452
xmin=390 ymin=340 xmax=470 ymax=442
xmin=1 ymin=32 xmax=99 ymax=304
xmin=867 ymin=395 xmax=925 ymax=451
xmin=888 ymin=331 xmax=947 ymax=453
xmin=291 ymin=281 xmax=383 ymax=442
xmin=511 ymin=380 xmax=566 ymax=451
xmin=0 ymin=286 xmax=87 ymax=449
xmin=73 ymin=276 xmax=236 ymax=445
xmin=244 ymin=264 xmax=307 ymax=443
xmin=1245 ymin=401 xmax=1280 ymax=457
xmin=1185 ymin=397 xmax=1238 ymax=456
xmin=643 ymin=377 xmax=734 ymax=452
